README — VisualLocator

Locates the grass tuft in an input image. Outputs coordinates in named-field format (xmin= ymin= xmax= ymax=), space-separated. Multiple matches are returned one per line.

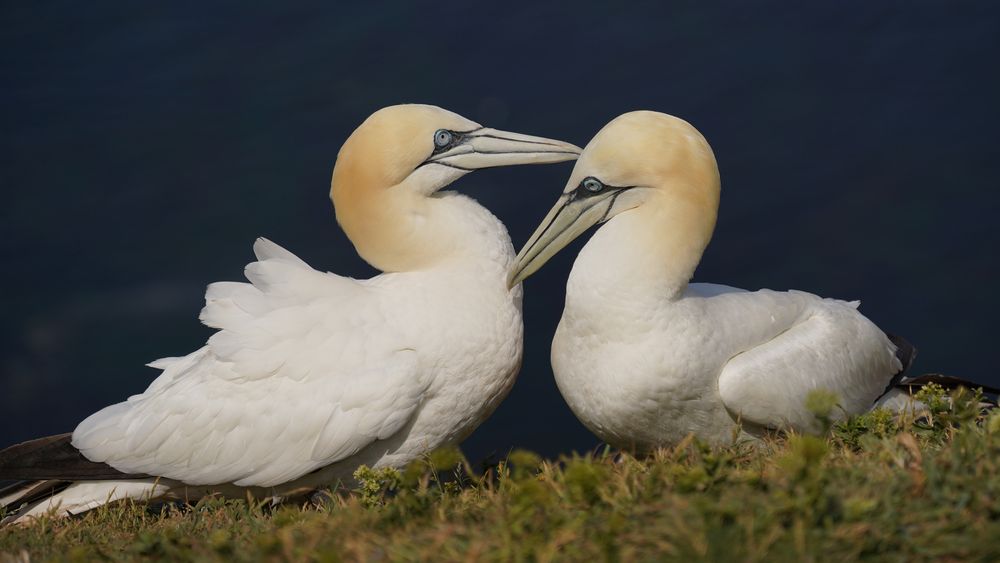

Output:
xmin=2 ymin=388 xmax=998 ymax=561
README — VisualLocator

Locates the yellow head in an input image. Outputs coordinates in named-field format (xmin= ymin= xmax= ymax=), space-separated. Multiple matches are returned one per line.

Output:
xmin=509 ymin=111 xmax=721 ymax=286
xmin=330 ymin=104 xmax=581 ymax=272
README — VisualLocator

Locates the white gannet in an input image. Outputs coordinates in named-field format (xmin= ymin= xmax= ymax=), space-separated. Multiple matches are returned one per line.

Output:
xmin=0 ymin=104 xmax=580 ymax=524
xmin=508 ymin=111 xmax=948 ymax=449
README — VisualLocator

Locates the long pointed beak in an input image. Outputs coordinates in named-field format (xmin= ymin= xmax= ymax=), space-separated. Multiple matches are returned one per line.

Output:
xmin=507 ymin=188 xmax=626 ymax=288
xmin=429 ymin=128 xmax=581 ymax=169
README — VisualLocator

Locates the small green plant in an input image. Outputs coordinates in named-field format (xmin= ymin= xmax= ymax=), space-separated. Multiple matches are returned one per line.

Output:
xmin=989 ymin=410 xmax=1000 ymax=435
xmin=805 ymin=388 xmax=840 ymax=432
xmin=913 ymin=382 xmax=948 ymax=413
xmin=352 ymin=465 xmax=401 ymax=508
xmin=505 ymin=449 xmax=542 ymax=480
xmin=909 ymin=384 xmax=988 ymax=445
xmin=833 ymin=407 xmax=898 ymax=449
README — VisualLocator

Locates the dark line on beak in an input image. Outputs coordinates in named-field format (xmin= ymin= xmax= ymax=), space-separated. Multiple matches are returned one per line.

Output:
xmin=519 ymin=199 xmax=591 ymax=268
xmin=417 ymin=160 xmax=474 ymax=171
xmin=469 ymin=133 xmax=565 ymax=148
xmin=423 ymin=149 xmax=577 ymax=170
xmin=521 ymin=187 xmax=629 ymax=263
xmin=518 ymin=203 xmax=570 ymax=268
xmin=464 ymin=149 xmax=580 ymax=156
xmin=598 ymin=189 xmax=625 ymax=223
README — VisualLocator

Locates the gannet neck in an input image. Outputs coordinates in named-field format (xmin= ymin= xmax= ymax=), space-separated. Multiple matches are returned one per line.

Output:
xmin=570 ymin=182 xmax=717 ymax=305
xmin=508 ymin=111 xmax=719 ymax=289
xmin=330 ymin=105 xmax=469 ymax=272
xmin=333 ymin=166 xmax=518 ymax=273
xmin=331 ymin=104 xmax=580 ymax=273
xmin=332 ymin=170 xmax=446 ymax=272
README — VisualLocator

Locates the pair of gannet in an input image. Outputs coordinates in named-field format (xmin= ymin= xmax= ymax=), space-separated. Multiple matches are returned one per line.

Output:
xmin=0 ymin=105 xmax=580 ymax=524
xmin=2 ymin=105 xmax=984 ymax=524
xmin=508 ymin=111 xmax=960 ymax=449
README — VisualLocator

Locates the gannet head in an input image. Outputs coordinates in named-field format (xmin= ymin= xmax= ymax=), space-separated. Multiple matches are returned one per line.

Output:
xmin=331 ymin=104 xmax=581 ymax=272
xmin=508 ymin=111 xmax=721 ymax=287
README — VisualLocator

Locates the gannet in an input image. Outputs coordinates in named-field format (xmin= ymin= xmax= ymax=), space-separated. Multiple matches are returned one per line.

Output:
xmin=0 ymin=104 xmax=580 ymax=524
xmin=508 ymin=111 xmax=986 ymax=449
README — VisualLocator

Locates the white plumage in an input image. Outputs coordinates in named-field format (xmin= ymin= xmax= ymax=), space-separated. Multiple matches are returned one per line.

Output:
xmin=510 ymin=111 xmax=909 ymax=449
xmin=2 ymin=104 xmax=580 ymax=523
xmin=553 ymin=268 xmax=900 ymax=449
xmin=74 ymin=226 xmax=520 ymax=487
xmin=77 ymin=238 xmax=428 ymax=487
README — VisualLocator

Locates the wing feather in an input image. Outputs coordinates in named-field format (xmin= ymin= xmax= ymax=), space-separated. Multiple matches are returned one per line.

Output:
xmin=715 ymin=291 xmax=899 ymax=432
xmin=72 ymin=239 xmax=428 ymax=487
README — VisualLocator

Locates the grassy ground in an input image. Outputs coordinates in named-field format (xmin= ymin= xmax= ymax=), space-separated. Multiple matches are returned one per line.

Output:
xmin=1 ymin=385 xmax=998 ymax=562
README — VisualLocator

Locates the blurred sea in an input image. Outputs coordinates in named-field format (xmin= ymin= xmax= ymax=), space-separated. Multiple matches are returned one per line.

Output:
xmin=1 ymin=2 xmax=997 ymax=460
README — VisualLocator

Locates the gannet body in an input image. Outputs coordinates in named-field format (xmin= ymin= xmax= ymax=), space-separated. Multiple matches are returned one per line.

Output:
xmin=0 ymin=105 xmax=580 ymax=523
xmin=509 ymin=111 xmax=918 ymax=449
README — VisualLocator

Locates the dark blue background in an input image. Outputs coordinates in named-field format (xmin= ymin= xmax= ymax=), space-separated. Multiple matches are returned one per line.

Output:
xmin=2 ymin=2 xmax=998 ymax=462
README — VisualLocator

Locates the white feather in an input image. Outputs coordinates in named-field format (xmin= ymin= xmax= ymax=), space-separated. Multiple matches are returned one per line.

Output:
xmin=71 ymin=203 xmax=521 ymax=491
xmin=551 ymin=219 xmax=903 ymax=450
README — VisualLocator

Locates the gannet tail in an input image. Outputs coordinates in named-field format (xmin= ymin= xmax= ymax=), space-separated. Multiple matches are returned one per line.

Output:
xmin=0 ymin=434 xmax=155 ymax=525
xmin=0 ymin=434 xmax=149 ymax=481
xmin=887 ymin=333 xmax=917 ymax=376
xmin=883 ymin=333 xmax=998 ymax=396
xmin=874 ymin=333 xmax=998 ymax=410
xmin=895 ymin=373 xmax=1000 ymax=397
xmin=873 ymin=332 xmax=918 ymax=405
xmin=0 ymin=480 xmax=69 ymax=525
xmin=1 ymin=478 xmax=160 ymax=526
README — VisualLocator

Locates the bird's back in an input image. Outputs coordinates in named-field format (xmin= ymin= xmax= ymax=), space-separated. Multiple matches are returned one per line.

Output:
xmin=552 ymin=280 xmax=901 ymax=447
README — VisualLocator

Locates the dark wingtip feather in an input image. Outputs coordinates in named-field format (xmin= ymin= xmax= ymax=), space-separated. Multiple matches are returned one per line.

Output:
xmin=875 ymin=332 xmax=918 ymax=404
xmin=1 ymin=479 xmax=70 ymax=515
xmin=898 ymin=373 xmax=1000 ymax=397
xmin=877 ymin=333 xmax=999 ymax=402
xmin=0 ymin=433 xmax=149 ymax=481
xmin=886 ymin=332 xmax=917 ymax=376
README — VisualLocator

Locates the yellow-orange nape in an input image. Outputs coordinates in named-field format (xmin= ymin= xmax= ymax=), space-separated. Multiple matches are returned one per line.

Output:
xmin=331 ymin=104 xmax=580 ymax=272
xmin=510 ymin=111 xmax=719 ymax=288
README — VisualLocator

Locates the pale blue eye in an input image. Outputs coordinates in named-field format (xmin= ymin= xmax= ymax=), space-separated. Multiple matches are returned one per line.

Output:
xmin=434 ymin=130 xmax=453 ymax=148
xmin=583 ymin=178 xmax=604 ymax=193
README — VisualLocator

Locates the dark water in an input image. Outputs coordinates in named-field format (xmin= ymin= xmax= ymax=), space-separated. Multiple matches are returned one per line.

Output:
xmin=1 ymin=2 xmax=998 ymax=462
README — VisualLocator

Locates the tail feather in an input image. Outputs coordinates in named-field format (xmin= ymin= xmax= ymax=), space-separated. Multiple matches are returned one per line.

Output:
xmin=1 ymin=480 xmax=69 ymax=527
xmin=887 ymin=332 xmax=917 ymax=376
xmin=1 ymin=480 xmax=67 ymax=506
xmin=875 ymin=332 xmax=918 ymax=404
xmin=1 ymin=480 xmax=71 ymax=522
xmin=0 ymin=434 xmax=149 ymax=481
xmin=897 ymin=373 xmax=1000 ymax=397
xmin=875 ymin=334 xmax=998 ymax=405
xmin=1 ymin=479 xmax=161 ymax=526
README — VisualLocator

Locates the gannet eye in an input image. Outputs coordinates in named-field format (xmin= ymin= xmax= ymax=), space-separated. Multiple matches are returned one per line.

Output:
xmin=433 ymin=129 xmax=454 ymax=149
xmin=582 ymin=177 xmax=605 ymax=193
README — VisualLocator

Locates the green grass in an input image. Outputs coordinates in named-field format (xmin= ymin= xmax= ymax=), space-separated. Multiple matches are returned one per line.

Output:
xmin=2 ymin=385 xmax=999 ymax=562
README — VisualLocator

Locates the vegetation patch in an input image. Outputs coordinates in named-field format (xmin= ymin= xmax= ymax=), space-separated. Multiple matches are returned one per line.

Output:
xmin=2 ymin=387 xmax=998 ymax=562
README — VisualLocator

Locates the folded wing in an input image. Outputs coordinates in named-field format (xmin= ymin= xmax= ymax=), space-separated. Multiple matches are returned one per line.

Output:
xmin=72 ymin=238 xmax=428 ymax=487
xmin=715 ymin=290 xmax=901 ymax=432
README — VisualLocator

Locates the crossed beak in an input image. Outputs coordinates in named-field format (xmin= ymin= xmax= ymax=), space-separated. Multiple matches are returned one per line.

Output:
xmin=508 ymin=185 xmax=631 ymax=288
xmin=426 ymin=128 xmax=581 ymax=170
